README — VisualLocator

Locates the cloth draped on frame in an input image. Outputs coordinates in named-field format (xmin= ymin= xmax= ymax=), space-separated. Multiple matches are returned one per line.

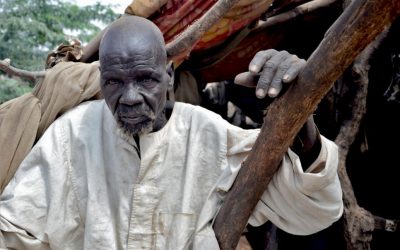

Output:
xmin=0 ymin=62 xmax=102 ymax=192
xmin=125 ymin=0 xmax=273 ymax=64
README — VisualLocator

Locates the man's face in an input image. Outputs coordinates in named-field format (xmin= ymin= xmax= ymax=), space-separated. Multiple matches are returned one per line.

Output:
xmin=100 ymin=48 xmax=170 ymax=136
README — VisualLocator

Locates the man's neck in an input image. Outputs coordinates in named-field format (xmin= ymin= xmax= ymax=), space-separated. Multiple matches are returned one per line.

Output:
xmin=165 ymin=100 xmax=174 ymax=120
xmin=150 ymin=100 xmax=175 ymax=133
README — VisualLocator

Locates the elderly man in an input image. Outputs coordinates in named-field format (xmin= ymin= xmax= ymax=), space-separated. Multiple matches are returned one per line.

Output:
xmin=0 ymin=15 xmax=342 ymax=249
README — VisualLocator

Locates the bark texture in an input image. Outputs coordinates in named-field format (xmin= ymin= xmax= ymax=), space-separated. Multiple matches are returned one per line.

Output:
xmin=255 ymin=0 xmax=338 ymax=31
xmin=165 ymin=0 xmax=242 ymax=57
xmin=0 ymin=59 xmax=45 ymax=83
xmin=335 ymin=33 xmax=386 ymax=250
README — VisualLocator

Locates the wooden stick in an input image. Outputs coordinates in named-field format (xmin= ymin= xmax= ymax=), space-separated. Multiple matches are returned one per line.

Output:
xmin=165 ymin=0 xmax=242 ymax=58
xmin=0 ymin=59 xmax=45 ymax=83
xmin=255 ymin=0 xmax=339 ymax=31
xmin=213 ymin=0 xmax=400 ymax=249
xmin=264 ymin=0 xmax=312 ymax=18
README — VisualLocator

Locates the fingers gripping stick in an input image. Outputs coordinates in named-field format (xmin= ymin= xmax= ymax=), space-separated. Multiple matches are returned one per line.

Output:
xmin=234 ymin=49 xmax=306 ymax=99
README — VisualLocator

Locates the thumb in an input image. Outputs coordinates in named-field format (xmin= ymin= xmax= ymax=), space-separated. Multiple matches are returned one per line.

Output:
xmin=234 ymin=72 xmax=259 ymax=88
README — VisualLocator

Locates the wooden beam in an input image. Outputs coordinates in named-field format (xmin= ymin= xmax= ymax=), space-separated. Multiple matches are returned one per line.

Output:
xmin=165 ymin=0 xmax=243 ymax=58
xmin=254 ymin=0 xmax=339 ymax=32
xmin=213 ymin=0 xmax=400 ymax=249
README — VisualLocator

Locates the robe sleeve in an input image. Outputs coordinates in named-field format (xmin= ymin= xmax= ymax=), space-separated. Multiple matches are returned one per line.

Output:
xmin=221 ymin=126 xmax=343 ymax=235
xmin=247 ymin=135 xmax=343 ymax=235
xmin=0 ymin=121 xmax=84 ymax=249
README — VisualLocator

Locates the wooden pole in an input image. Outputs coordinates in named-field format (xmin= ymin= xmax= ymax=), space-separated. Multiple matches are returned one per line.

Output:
xmin=254 ymin=0 xmax=339 ymax=32
xmin=213 ymin=0 xmax=400 ymax=249
xmin=165 ymin=0 xmax=242 ymax=58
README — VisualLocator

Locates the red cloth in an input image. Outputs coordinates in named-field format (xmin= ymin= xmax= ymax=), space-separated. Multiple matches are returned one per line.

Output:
xmin=126 ymin=0 xmax=273 ymax=63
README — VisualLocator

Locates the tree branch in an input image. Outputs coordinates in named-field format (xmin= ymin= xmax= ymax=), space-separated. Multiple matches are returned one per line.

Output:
xmin=165 ymin=0 xmax=243 ymax=58
xmin=0 ymin=59 xmax=45 ymax=83
xmin=213 ymin=0 xmax=400 ymax=249
xmin=263 ymin=0 xmax=312 ymax=19
xmin=335 ymin=30 xmax=388 ymax=250
xmin=334 ymin=27 xmax=400 ymax=250
xmin=255 ymin=0 xmax=339 ymax=31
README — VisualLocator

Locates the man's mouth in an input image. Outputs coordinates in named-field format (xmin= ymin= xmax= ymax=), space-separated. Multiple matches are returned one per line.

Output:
xmin=120 ymin=114 xmax=149 ymax=124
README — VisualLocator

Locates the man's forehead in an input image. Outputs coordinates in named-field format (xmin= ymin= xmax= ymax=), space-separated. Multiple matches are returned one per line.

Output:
xmin=101 ymin=53 xmax=163 ymax=71
xmin=103 ymin=52 xmax=155 ymax=64
xmin=101 ymin=40 xmax=165 ymax=64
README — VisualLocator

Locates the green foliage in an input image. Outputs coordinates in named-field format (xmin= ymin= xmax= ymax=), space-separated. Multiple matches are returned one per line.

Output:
xmin=0 ymin=0 xmax=117 ymax=104
xmin=0 ymin=76 xmax=32 ymax=104
xmin=0 ymin=0 xmax=117 ymax=71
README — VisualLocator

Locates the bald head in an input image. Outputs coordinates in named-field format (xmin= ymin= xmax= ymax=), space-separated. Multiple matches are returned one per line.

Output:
xmin=99 ymin=15 xmax=166 ymax=65
xmin=99 ymin=15 xmax=173 ymax=136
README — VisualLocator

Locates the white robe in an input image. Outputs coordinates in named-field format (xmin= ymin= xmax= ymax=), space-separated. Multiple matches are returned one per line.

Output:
xmin=0 ymin=100 xmax=343 ymax=250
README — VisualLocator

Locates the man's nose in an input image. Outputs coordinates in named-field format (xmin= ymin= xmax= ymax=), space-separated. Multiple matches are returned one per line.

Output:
xmin=119 ymin=85 xmax=144 ymax=106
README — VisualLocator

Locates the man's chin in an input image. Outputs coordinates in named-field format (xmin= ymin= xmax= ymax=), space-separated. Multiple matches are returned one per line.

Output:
xmin=118 ymin=120 xmax=154 ymax=137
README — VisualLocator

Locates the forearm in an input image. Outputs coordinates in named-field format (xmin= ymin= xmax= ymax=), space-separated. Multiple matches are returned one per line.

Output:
xmin=291 ymin=115 xmax=321 ymax=170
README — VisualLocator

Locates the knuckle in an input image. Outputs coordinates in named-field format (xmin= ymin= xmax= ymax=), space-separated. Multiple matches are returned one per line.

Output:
xmin=257 ymin=76 xmax=269 ymax=88
xmin=255 ymin=51 xmax=266 ymax=58
xmin=272 ymin=79 xmax=282 ymax=87
xmin=264 ymin=61 xmax=276 ymax=69
xmin=278 ymin=63 xmax=290 ymax=72
xmin=279 ymin=50 xmax=289 ymax=56
xmin=265 ymin=49 xmax=277 ymax=54
xmin=290 ymin=54 xmax=300 ymax=60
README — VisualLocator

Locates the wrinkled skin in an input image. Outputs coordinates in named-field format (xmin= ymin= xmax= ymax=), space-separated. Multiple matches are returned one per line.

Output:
xmin=234 ymin=49 xmax=318 ymax=163
xmin=99 ymin=16 xmax=173 ymax=136
xmin=235 ymin=49 xmax=306 ymax=98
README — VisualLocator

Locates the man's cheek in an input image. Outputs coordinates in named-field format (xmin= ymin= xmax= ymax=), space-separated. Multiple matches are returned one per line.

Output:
xmin=111 ymin=95 xmax=120 ymax=108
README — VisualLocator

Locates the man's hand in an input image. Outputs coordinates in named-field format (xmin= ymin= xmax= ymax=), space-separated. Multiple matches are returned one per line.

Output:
xmin=234 ymin=49 xmax=306 ymax=98
xmin=235 ymin=49 xmax=320 ymax=168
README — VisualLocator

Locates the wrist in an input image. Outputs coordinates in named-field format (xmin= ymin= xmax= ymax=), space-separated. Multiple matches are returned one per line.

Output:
xmin=291 ymin=118 xmax=321 ymax=170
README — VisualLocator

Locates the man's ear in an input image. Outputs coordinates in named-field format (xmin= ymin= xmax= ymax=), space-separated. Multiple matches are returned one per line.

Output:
xmin=166 ymin=61 xmax=175 ymax=89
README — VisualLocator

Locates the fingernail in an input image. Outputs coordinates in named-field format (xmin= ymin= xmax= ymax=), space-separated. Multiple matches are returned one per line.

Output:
xmin=283 ymin=74 xmax=289 ymax=81
xmin=256 ymin=89 xmax=265 ymax=98
xmin=268 ymin=88 xmax=278 ymax=97
xmin=250 ymin=65 xmax=259 ymax=73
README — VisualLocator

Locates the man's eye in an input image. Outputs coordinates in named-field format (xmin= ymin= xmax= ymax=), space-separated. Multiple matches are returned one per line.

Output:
xmin=138 ymin=78 xmax=158 ymax=85
xmin=106 ymin=79 xmax=122 ymax=85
